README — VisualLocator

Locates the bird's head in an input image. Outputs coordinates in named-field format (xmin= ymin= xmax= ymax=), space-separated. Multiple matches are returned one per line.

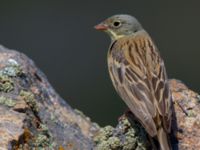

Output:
xmin=94 ymin=14 xmax=143 ymax=41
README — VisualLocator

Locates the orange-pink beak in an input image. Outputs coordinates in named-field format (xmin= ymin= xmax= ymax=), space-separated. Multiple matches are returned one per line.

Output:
xmin=94 ymin=23 xmax=108 ymax=31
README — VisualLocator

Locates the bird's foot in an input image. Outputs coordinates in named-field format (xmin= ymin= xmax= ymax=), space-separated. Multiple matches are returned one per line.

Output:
xmin=118 ymin=108 xmax=133 ymax=121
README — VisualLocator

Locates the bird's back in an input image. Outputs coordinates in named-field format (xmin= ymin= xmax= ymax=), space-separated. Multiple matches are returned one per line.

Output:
xmin=107 ymin=30 xmax=172 ymax=138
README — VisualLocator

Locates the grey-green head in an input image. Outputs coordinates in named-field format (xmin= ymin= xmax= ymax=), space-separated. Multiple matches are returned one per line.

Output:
xmin=94 ymin=14 xmax=143 ymax=40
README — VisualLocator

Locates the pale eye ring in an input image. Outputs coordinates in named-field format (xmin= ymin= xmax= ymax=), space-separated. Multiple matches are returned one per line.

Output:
xmin=113 ymin=21 xmax=121 ymax=27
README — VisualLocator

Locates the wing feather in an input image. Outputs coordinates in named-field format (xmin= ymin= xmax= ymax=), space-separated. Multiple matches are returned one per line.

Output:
xmin=108 ymin=31 xmax=172 ymax=136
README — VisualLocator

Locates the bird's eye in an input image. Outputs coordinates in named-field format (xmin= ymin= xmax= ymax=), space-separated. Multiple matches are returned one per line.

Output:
xmin=113 ymin=21 xmax=121 ymax=27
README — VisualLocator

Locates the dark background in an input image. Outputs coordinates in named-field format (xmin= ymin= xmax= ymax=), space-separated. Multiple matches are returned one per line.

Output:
xmin=0 ymin=1 xmax=199 ymax=126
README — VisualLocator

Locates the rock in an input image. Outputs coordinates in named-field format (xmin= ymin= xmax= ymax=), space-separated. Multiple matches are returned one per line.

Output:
xmin=0 ymin=45 xmax=199 ymax=150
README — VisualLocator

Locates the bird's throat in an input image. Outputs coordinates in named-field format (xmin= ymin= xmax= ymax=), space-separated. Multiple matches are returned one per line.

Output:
xmin=106 ymin=29 xmax=125 ymax=41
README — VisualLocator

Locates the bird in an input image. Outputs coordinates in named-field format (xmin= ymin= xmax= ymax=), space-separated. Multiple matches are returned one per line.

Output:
xmin=94 ymin=14 xmax=172 ymax=150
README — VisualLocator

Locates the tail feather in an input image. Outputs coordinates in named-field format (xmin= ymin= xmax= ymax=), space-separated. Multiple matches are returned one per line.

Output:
xmin=157 ymin=127 xmax=171 ymax=150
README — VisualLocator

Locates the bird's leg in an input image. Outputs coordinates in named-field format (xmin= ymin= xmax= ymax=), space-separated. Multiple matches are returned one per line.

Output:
xmin=148 ymin=135 xmax=158 ymax=150
xmin=118 ymin=108 xmax=132 ymax=121
xmin=124 ymin=108 xmax=132 ymax=115
xmin=122 ymin=109 xmax=158 ymax=150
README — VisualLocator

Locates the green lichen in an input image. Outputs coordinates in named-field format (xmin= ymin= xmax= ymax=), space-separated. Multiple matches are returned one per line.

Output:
xmin=95 ymin=137 xmax=121 ymax=150
xmin=16 ymin=123 xmax=56 ymax=149
xmin=39 ymin=124 xmax=49 ymax=133
xmin=94 ymin=126 xmax=121 ymax=150
xmin=123 ymin=128 xmax=137 ymax=150
xmin=0 ymin=75 xmax=14 ymax=92
xmin=33 ymin=123 xmax=56 ymax=149
xmin=94 ymin=116 xmax=149 ymax=150
xmin=20 ymin=90 xmax=39 ymax=112
xmin=0 ymin=96 xmax=16 ymax=107
xmin=188 ymin=110 xmax=196 ymax=117
xmin=50 ymin=112 xmax=61 ymax=125
xmin=128 ymin=122 xmax=148 ymax=150
xmin=0 ymin=59 xmax=23 ymax=77
xmin=119 ymin=117 xmax=132 ymax=133
xmin=50 ymin=113 xmax=55 ymax=120
xmin=95 ymin=140 xmax=111 ymax=150
xmin=0 ymin=65 xmax=22 ymax=77
xmin=34 ymin=134 xmax=49 ymax=147
xmin=94 ymin=125 xmax=114 ymax=143
xmin=0 ymin=59 xmax=23 ymax=93
xmin=108 ymin=137 xmax=121 ymax=149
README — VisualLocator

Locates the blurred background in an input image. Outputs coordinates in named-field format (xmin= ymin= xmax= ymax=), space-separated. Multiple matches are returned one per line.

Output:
xmin=0 ymin=0 xmax=199 ymax=126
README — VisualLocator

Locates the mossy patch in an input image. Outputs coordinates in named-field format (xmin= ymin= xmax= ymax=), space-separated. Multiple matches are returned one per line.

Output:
xmin=187 ymin=110 xmax=196 ymax=117
xmin=94 ymin=125 xmax=122 ymax=150
xmin=0 ymin=75 xmax=14 ymax=92
xmin=33 ymin=124 xmax=56 ymax=149
xmin=20 ymin=90 xmax=39 ymax=112
xmin=0 ymin=59 xmax=23 ymax=77
xmin=94 ymin=116 xmax=149 ymax=150
xmin=14 ymin=124 xmax=56 ymax=150
xmin=17 ymin=91 xmax=57 ymax=148
xmin=0 ymin=59 xmax=23 ymax=93
xmin=49 ymin=112 xmax=59 ymax=124
xmin=0 ymin=65 xmax=22 ymax=77
xmin=107 ymin=137 xmax=121 ymax=149
xmin=0 ymin=96 xmax=16 ymax=107
xmin=94 ymin=126 xmax=114 ymax=143
xmin=34 ymin=134 xmax=50 ymax=147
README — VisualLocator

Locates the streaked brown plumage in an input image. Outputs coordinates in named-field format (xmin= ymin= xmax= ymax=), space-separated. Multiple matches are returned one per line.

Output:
xmin=95 ymin=14 xmax=172 ymax=150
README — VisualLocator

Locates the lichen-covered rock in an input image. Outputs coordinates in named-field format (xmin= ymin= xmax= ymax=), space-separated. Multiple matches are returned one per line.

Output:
xmin=0 ymin=45 xmax=97 ymax=150
xmin=94 ymin=116 xmax=150 ymax=150
xmin=0 ymin=45 xmax=199 ymax=150
xmin=0 ymin=96 xmax=16 ymax=107
xmin=0 ymin=75 xmax=14 ymax=92
xmin=0 ymin=107 xmax=25 ymax=149
xmin=169 ymin=79 xmax=200 ymax=150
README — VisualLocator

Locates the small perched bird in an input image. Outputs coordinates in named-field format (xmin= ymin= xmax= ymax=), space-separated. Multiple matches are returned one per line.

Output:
xmin=94 ymin=14 xmax=172 ymax=150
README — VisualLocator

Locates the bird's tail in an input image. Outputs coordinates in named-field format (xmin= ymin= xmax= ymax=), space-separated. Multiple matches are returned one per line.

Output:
xmin=157 ymin=127 xmax=171 ymax=150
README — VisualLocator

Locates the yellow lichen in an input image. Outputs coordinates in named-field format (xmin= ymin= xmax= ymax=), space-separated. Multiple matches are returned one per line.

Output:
xmin=0 ymin=96 xmax=16 ymax=107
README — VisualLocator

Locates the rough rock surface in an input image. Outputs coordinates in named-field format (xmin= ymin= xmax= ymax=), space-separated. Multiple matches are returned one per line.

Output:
xmin=169 ymin=80 xmax=200 ymax=150
xmin=0 ymin=45 xmax=97 ymax=149
xmin=0 ymin=45 xmax=199 ymax=150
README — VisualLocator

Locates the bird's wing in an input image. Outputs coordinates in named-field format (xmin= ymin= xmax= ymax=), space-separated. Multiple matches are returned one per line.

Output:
xmin=108 ymin=32 xmax=171 ymax=136
xmin=138 ymin=34 xmax=172 ymax=132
